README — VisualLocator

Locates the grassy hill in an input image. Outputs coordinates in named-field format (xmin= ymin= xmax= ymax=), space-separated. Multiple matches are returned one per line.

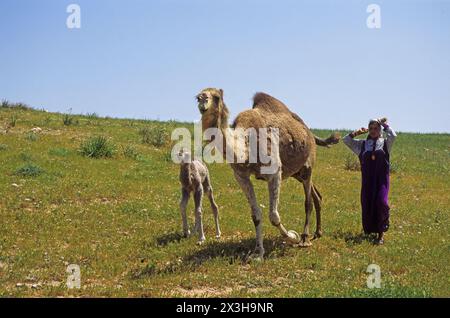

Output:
xmin=0 ymin=102 xmax=449 ymax=297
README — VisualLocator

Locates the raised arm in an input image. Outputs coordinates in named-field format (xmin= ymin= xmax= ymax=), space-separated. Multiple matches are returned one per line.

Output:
xmin=343 ymin=127 xmax=367 ymax=155
xmin=382 ymin=123 xmax=397 ymax=153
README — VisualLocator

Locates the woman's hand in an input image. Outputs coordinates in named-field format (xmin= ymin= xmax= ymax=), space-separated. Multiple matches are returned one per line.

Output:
xmin=378 ymin=117 xmax=389 ymax=129
xmin=351 ymin=127 xmax=368 ymax=138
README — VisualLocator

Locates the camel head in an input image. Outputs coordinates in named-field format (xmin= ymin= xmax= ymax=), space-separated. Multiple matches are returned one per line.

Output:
xmin=196 ymin=88 xmax=229 ymax=131
xmin=177 ymin=148 xmax=192 ymax=164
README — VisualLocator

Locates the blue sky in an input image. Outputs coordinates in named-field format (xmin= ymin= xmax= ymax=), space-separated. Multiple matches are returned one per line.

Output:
xmin=1 ymin=0 xmax=449 ymax=132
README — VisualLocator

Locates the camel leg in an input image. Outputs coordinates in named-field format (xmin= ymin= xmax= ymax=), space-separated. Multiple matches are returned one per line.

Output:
xmin=208 ymin=190 xmax=221 ymax=239
xmin=204 ymin=178 xmax=221 ymax=239
xmin=193 ymin=185 xmax=206 ymax=244
xmin=180 ymin=188 xmax=191 ymax=237
xmin=233 ymin=171 xmax=264 ymax=259
xmin=268 ymin=170 xmax=301 ymax=244
xmin=204 ymin=176 xmax=221 ymax=239
xmin=300 ymin=173 xmax=313 ymax=247
xmin=312 ymin=184 xmax=323 ymax=239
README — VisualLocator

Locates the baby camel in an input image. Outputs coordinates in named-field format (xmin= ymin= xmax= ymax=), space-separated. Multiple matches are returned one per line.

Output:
xmin=178 ymin=149 xmax=221 ymax=244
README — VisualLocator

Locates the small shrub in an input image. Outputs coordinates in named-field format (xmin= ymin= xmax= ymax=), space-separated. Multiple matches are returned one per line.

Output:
xmin=15 ymin=163 xmax=44 ymax=177
xmin=139 ymin=127 xmax=152 ymax=144
xmin=26 ymin=132 xmax=38 ymax=141
xmin=9 ymin=115 xmax=17 ymax=127
xmin=79 ymin=136 xmax=115 ymax=158
xmin=1 ymin=100 xmax=30 ymax=110
xmin=14 ymin=102 xmax=30 ymax=110
xmin=42 ymin=116 xmax=52 ymax=126
xmin=63 ymin=114 xmax=73 ymax=126
xmin=86 ymin=112 xmax=98 ymax=119
xmin=19 ymin=152 xmax=33 ymax=162
xmin=163 ymin=151 xmax=174 ymax=162
xmin=63 ymin=114 xmax=78 ymax=126
xmin=139 ymin=126 xmax=168 ymax=147
xmin=344 ymin=154 xmax=360 ymax=171
xmin=122 ymin=145 xmax=140 ymax=160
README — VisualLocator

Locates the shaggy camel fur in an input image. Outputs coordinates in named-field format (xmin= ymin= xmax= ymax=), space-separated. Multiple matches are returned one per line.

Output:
xmin=178 ymin=149 xmax=221 ymax=244
xmin=196 ymin=88 xmax=339 ymax=259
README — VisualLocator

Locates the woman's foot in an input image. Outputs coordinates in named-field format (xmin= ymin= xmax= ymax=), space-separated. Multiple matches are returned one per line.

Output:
xmin=375 ymin=238 xmax=384 ymax=245
xmin=375 ymin=233 xmax=384 ymax=245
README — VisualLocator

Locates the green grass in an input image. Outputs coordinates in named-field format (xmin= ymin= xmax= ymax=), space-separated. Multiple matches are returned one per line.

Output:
xmin=344 ymin=154 xmax=360 ymax=171
xmin=9 ymin=115 xmax=17 ymax=128
xmin=79 ymin=136 xmax=115 ymax=158
xmin=1 ymin=100 xmax=31 ymax=110
xmin=62 ymin=113 xmax=78 ymax=126
xmin=25 ymin=132 xmax=38 ymax=142
xmin=14 ymin=163 xmax=44 ymax=177
xmin=0 ymin=106 xmax=449 ymax=297
xmin=121 ymin=145 xmax=140 ymax=160
xmin=139 ymin=125 xmax=169 ymax=147
xmin=48 ymin=147 xmax=70 ymax=157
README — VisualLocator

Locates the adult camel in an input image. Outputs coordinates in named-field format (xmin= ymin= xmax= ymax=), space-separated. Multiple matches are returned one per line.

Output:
xmin=196 ymin=88 xmax=339 ymax=259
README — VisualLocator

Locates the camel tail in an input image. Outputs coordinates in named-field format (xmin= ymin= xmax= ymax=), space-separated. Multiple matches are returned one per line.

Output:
xmin=314 ymin=132 xmax=341 ymax=147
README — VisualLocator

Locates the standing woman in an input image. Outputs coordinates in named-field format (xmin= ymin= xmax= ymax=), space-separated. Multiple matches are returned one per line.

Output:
xmin=343 ymin=118 xmax=397 ymax=244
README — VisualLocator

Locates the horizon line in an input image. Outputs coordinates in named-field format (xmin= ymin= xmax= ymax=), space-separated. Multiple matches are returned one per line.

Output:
xmin=1 ymin=99 xmax=449 ymax=135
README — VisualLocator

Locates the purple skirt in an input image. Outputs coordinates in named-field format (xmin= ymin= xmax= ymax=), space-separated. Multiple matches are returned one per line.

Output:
xmin=359 ymin=146 xmax=390 ymax=234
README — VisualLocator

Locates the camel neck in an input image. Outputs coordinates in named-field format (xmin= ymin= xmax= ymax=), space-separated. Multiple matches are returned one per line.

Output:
xmin=201 ymin=105 xmax=230 ymax=160
xmin=219 ymin=125 xmax=230 ymax=160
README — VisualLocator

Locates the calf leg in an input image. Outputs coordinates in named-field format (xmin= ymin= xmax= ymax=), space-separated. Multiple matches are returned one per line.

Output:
xmin=193 ymin=186 xmax=206 ymax=244
xmin=180 ymin=189 xmax=191 ymax=237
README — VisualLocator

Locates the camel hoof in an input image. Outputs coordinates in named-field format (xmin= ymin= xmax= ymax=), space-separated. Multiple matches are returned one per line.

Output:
xmin=196 ymin=238 xmax=206 ymax=245
xmin=298 ymin=234 xmax=312 ymax=247
xmin=313 ymin=231 xmax=322 ymax=239
xmin=183 ymin=230 xmax=191 ymax=238
xmin=246 ymin=247 xmax=265 ymax=263
xmin=286 ymin=230 xmax=301 ymax=245
xmin=215 ymin=234 xmax=221 ymax=240
xmin=248 ymin=253 xmax=264 ymax=263
xmin=250 ymin=256 xmax=263 ymax=263
xmin=298 ymin=240 xmax=312 ymax=247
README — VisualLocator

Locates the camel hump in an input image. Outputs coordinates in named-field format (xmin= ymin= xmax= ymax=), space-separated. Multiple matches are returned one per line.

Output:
xmin=253 ymin=92 xmax=307 ymax=126
xmin=252 ymin=92 xmax=291 ymax=113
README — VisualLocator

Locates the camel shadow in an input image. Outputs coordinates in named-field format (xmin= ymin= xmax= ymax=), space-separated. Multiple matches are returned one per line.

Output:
xmin=155 ymin=232 xmax=184 ymax=246
xmin=132 ymin=236 xmax=288 ymax=279
xmin=332 ymin=230 xmax=377 ymax=245
xmin=183 ymin=236 xmax=285 ymax=265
